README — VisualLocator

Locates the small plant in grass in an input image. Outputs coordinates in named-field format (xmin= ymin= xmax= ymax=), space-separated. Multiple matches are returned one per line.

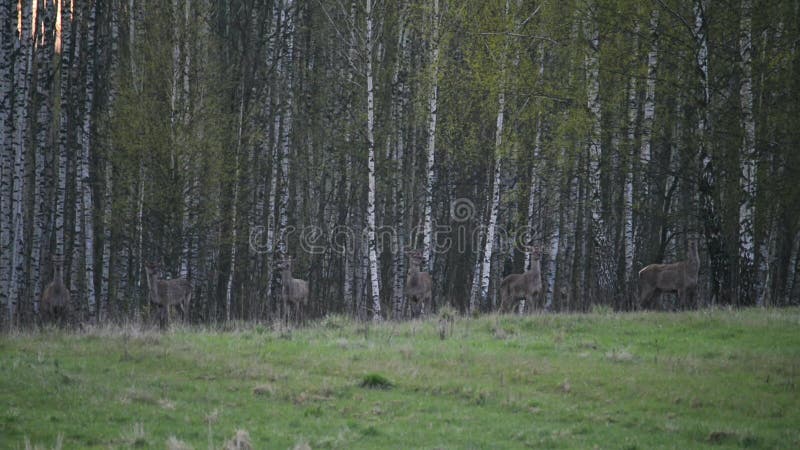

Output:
xmin=360 ymin=373 xmax=393 ymax=389
xmin=223 ymin=429 xmax=253 ymax=450
xmin=438 ymin=305 xmax=457 ymax=340
xmin=590 ymin=304 xmax=614 ymax=315
xmin=121 ymin=422 xmax=148 ymax=447
xmin=166 ymin=436 xmax=193 ymax=450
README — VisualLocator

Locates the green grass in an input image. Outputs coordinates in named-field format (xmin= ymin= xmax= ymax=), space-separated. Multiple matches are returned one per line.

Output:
xmin=2 ymin=308 xmax=799 ymax=449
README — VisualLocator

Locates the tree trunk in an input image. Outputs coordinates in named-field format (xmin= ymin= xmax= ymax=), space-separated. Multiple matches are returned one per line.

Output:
xmin=0 ymin=0 xmax=12 ymax=325
xmin=623 ymin=21 xmax=640 ymax=291
xmin=526 ymin=43 xmax=545 ymax=271
xmin=738 ymin=0 xmax=757 ymax=305
xmin=80 ymin=0 xmax=98 ymax=322
xmin=422 ymin=0 xmax=440 ymax=271
xmin=31 ymin=4 xmax=56 ymax=316
xmin=365 ymin=0 xmax=381 ymax=321
xmin=391 ymin=0 xmax=410 ymax=318
xmin=584 ymin=1 xmax=607 ymax=302
xmin=479 ymin=93 xmax=504 ymax=308
xmin=226 ymin=90 xmax=245 ymax=322
xmin=10 ymin=0 xmax=33 ymax=324
xmin=695 ymin=0 xmax=725 ymax=305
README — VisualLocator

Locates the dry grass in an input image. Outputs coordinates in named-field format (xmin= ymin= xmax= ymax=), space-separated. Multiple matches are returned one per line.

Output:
xmin=223 ymin=429 xmax=253 ymax=450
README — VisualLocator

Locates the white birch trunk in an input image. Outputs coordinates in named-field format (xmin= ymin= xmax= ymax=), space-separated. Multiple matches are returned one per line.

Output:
xmin=100 ymin=164 xmax=113 ymax=318
xmin=640 ymin=9 xmax=659 ymax=168
xmin=278 ymin=0 xmax=295 ymax=259
xmin=391 ymin=0 xmax=409 ymax=318
xmin=695 ymin=0 xmax=718 ymax=304
xmin=180 ymin=0 xmax=193 ymax=279
xmin=0 ymin=0 xmax=13 ymax=323
xmin=623 ymin=21 xmax=639 ymax=283
xmin=101 ymin=0 xmax=121 ymax=316
xmin=31 ymin=5 xmax=55 ymax=315
xmin=81 ymin=1 xmax=98 ymax=321
xmin=365 ymin=0 xmax=381 ymax=321
xmin=526 ymin=44 xmax=545 ymax=271
xmin=584 ymin=3 xmax=606 ymax=296
xmin=226 ymin=91 xmax=245 ymax=322
xmin=545 ymin=220 xmax=560 ymax=309
xmin=55 ymin=0 xmax=69 ymax=261
xmin=422 ymin=0 xmax=440 ymax=271
xmin=479 ymin=91 xmax=505 ymax=307
xmin=264 ymin=0 xmax=282 ymax=312
xmin=10 ymin=1 xmax=33 ymax=323
xmin=738 ymin=0 xmax=757 ymax=302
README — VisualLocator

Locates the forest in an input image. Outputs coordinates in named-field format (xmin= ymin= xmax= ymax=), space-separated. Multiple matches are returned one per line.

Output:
xmin=1 ymin=0 xmax=799 ymax=326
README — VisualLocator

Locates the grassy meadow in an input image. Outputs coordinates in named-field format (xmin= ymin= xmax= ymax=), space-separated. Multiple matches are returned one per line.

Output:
xmin=1 ymin=308 xmax=799 ymax=449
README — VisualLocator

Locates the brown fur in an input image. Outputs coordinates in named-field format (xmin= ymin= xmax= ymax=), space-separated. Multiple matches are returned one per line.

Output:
xmin=638 ymin=240 xmax=700 ymax=309
xmin=277 ymin=257 xmax=309 ymax=325
xmin=41 ymin=256 xmax=70 ymax=325
xmin=145 ymin=263 xmax=192 ymax=328
xmin=405 ymin=250 xmax=432 ymax=318
xmin=499 ymin=246 xmax=542 ymax=313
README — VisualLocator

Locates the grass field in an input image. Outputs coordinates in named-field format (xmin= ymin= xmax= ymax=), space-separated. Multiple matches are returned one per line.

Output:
xmin=1 ymin=308 xmax=799 ymax=449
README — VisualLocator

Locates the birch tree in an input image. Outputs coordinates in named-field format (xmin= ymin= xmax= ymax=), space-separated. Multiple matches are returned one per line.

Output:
xmin=738 ymin=0 xmax=757 ymax=304
xmin=583 ymin=0 xmax=608 ymax=301
xmin=422 ymin=0 xmax=440 ymax=271
xmin=9 ymin=0 xmax=33 ymax=323
xmin=391 ymin=0 xmax=411 ymax=318
xmin=80 ymin=0 xmax=99 ymax=321
xmin=694 ymin=0 xmax=725 ymax=305
xmin=31 ymin=4 xmax=56 ymax=313
xmin=365 ymin=0 xmax=382 ymax=320
xmin=0 ymin=0 xmax=14 ymax=324
xmin=623 ymin=20 xmax=640 ymax=289
xmin=478 ymin=0 xmax=511 ymax=309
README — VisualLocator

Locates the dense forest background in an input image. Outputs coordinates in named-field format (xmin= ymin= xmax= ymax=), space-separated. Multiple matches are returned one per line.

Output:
xmin=1 ymin=0 xmax=798 ymax=325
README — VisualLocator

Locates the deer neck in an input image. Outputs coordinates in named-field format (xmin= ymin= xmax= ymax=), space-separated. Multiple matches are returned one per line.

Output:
xmin=146 ymin=270 xmax=158 ymax=293
xmin=687 ymin=246 xmax=700 ymax=271
xmin=281 ymin=268 xmax=293 ymax=283
xmin=54 ymin=265 xmax=63 ymax=283
xmin=407 ymin=261 xmax=420 ymax=276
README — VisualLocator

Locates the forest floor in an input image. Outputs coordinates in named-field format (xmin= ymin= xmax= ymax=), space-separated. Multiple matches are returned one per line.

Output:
xmin=1 ymin=308 xmax=799 ymax=449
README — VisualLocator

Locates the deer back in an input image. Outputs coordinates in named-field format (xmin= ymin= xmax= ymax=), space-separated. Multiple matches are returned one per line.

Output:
xmin=639 ymin=262 xmax=684 ymax=292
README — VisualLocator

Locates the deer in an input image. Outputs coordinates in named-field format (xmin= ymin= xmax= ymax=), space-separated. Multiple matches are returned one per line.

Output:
xmin=41 ymin=255 xmax=71 ymax=325
xmin=277 ymin=256 xmax=309 ymax=325
xmin=405 ymin=250 xmax=432 ymax=318
xmin=499 ymin=246 xmax=543 ymax=314
xmin=638 ymin=239 xmax=700 ymax=310
xmin=144 ymin=262 xmax=192 ymax=328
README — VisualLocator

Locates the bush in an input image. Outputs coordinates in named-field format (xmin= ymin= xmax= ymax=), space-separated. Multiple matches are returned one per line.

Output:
xmin=360 ymin=373 xmax=393 ymax=390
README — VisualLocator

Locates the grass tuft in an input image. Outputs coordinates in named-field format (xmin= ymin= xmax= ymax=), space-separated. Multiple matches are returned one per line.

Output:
xmin=360 ymin=373 xmax=393 ymax=389
xmin=223 ymin=429 xmax=253 ymax=450
xmin=166 ymin=436 xmax=193 ymax=450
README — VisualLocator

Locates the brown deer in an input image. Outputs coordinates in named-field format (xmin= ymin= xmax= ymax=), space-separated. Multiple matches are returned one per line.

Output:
xmin=499 ymin=246 xmax=542 ymax=314
xmin=41 ymin=255 xmax=70 ymax=325
xmin=145 ymin=262 xmax=192 ymax=328
xmin=638 ymin=240 xmax=700 ymax=310
xmin=405 ymin=250 xmax=432 ymax=318
xmin=277 ymin=257 xmax=309 ymax=325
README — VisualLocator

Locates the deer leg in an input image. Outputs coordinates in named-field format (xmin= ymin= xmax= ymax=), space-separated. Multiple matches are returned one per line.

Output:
xmin=638 ymin=285 xmax=652 ymax=310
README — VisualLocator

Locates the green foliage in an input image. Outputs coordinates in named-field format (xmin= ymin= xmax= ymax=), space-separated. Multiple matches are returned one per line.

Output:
xmin=2 ymin=309 xmax=799 ymax=448
xmin=359 ymin=373 xmax=393 ymax=389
